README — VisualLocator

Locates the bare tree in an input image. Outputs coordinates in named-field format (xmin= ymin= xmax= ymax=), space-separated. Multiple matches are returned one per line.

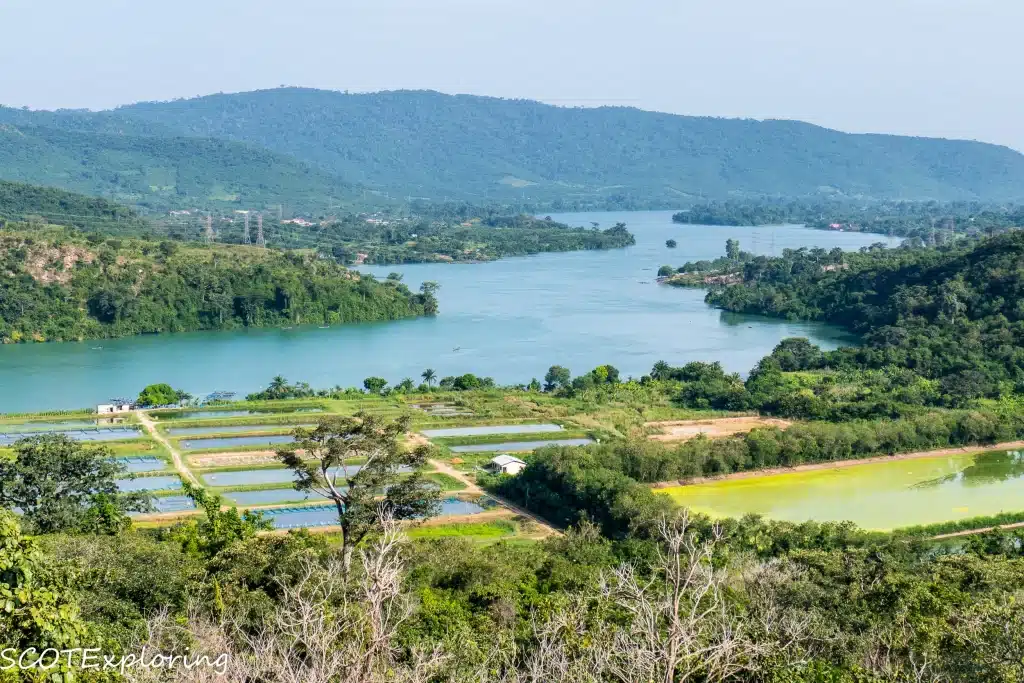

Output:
xmin=131 ymin=511 xmax=446 ymax=683
xmin=485 ymin=512 xmax=808 ymax=683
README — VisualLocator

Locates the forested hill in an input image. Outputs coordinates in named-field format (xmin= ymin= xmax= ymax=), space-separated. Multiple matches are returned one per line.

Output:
xmin=702 ymin=232 xmax=1024 ymax=399
xmin=0 ymin=180 xmax=143 ymax=227
xmin=4 ymin=88 xmax=1024 ymax=209
xmin=0 ymin=120 xmax=363 ymax=211
xmin=0 ymin=224 xmax=434 ymax=343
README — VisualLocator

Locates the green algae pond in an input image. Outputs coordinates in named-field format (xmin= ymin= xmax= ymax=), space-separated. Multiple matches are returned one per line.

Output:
xmin=659 ymin=449 xmax=1024 ymax=531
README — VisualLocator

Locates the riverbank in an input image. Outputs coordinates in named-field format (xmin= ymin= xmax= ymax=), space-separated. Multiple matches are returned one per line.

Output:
xmin=0 ymin=213 xmax=887 ymax=413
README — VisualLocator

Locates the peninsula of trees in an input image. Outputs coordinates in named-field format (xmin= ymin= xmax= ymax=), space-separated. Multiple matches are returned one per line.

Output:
xmin=0 ymin=223 xmax=436 ymax=343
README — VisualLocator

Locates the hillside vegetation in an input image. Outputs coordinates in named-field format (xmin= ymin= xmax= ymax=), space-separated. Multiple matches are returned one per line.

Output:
xmin=672 ymin=198 xmax=1024 ymax=239
xmin=683 ymin=232 xmax=1024 ymax=406
xmin=4 ymin=89 xmax=1024 ymax=209
xmin=0 ymin=121 xmax=362 ymax=211
xmin=0 ymin=224 xmax=434 ymax=343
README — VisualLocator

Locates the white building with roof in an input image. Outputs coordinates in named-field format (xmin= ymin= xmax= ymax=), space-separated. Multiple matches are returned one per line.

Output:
xmin=488 ymin=454 xmax=526 ymax=475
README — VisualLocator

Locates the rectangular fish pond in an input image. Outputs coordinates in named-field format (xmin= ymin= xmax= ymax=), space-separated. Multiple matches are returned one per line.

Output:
xmin=130 ymin=496 xmax=197 ymax=514
xmin=262 ymin=498 xmax=493 ymax=529
xmin=449 ymin=438 xmax=593 ymax=453
xmin=115 ymin=457 xmax=167 ymax=473
xmin=0 ymin=420 xmax=106 ymax=433
xmin=201 ymin=464 xmax=409 ymax=488
xmin=223 ymin=488 xmax=333 ymax=506
xmin=0 ymin=426 xmax=142 ymax=446
xmin=167 ymin=424 xmax=313 ymax=436
xmin=116 ymin=475 xmax=182 ymax=492
xmin=421 ymin=423 xmax=564 ymax=438
xmin=202 ymin=468 xmax=302 ymax=487
xmin=152 ymin=408 xmax=323 ymax=420
xmin=660 ymin=449 xmax=1024 ymax=531
xmin=179 ymin=434 xmax=295 ymax=451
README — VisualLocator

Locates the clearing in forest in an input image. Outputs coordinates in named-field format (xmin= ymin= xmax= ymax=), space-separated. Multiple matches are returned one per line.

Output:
xmin=645 ymin=416 xmax=792 ymax=442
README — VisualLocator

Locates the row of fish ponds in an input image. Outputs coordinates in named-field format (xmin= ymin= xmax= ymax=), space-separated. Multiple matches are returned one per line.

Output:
xmin=150 ymin=407 xmax=324 ymax=421
xmin=139 ymin=494 xmax=493 ymax=528
xmin=421 ymin=422 xmax=595 ymax=454
xmin=179 ymin=434 xmax=296 ymax=450
xmin=0 ymin=425 xmax=143 ymax=447
xmin=120 ymin=463 xmax=409 ymax=491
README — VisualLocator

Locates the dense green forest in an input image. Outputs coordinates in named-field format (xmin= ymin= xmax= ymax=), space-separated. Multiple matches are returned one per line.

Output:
xmin=0 ymin=223 xmax=435 ymax=342
xmin=0 ymin=180 xmax=144 ymax=228
xmin=5 ymin=88 xmax=1024 ymax=210
xmin=654 ymin=232 xmax=1024 ymax=412
xmin=673 ymin=199 xmax=1024 ymax=240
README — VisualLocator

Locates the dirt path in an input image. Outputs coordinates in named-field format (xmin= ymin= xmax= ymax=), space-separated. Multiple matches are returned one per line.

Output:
xmin=136 ymin=411 xmax=200 ymax=485
xmin=651 ymin=440 xmax=1024 ymax=489
xmin=427 ymin=458 xmax=561 ymax=537
xmin=428 ymin=458 xmax=483 ymax=494
xmin=930 ymin=521 xmax=1024 ymax=540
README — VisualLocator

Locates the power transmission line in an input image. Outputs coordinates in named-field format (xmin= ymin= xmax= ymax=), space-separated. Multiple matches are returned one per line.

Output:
xmin=204 ymin=214 xmax=215 ymax=244
xmin=256 ymin=213 xmax=266 ymax=247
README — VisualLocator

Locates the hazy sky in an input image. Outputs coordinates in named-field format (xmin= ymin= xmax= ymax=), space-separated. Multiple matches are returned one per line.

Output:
xmin=2 ymin=0 xmax=1021 ymax=148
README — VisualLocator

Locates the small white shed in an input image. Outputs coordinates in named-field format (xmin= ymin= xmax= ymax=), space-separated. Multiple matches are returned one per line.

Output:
xmin=489 ymin=454 xmax=526 ymax=475
xmin=97 ymin=402 xmax=133 ymax=414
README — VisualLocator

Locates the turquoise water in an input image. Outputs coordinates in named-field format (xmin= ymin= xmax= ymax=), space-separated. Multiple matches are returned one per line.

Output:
xmin=450 ymin=438 xmax=594 ymax=453
xmin=0 ymin=211 xmax=896 ymax=413
xmin=422 ymin=424 xmax=563 ymax=438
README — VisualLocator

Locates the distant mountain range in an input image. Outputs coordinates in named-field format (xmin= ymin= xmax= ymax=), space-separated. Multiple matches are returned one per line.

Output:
xmin=1 ymin=88 xmax=1023 ymax=212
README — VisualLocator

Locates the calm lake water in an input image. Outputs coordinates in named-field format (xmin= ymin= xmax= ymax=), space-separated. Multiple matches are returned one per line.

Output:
xmin=661 ymin=450 xmax=1024 ymax=530
xmin=0 ymin=211 xmax=896 ymax=413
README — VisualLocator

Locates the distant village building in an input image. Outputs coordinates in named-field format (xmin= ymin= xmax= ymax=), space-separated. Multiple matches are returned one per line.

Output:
xmin=282 ymin=218 xmax=315 ymax=227
xmin=488 ymin=455 xmax=526 ymax=475
xmin=168 ymin=210 xmax=192 ymax=216
xmin=96 ymin=402 xmax=133 ymax=414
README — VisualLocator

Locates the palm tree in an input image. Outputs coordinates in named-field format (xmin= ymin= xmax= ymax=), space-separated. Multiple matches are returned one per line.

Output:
xmin=268 ymin=375 xmax=288 ymax=398
xmin=651 ymin=361 xmax=671 ymax=381
xmin=421 ymin=368 xmax=436 ymax=387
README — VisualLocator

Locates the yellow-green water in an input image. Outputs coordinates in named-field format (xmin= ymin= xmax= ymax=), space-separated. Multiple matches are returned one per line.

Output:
xmin=659 ymin=450 xmax=1024 ymax=530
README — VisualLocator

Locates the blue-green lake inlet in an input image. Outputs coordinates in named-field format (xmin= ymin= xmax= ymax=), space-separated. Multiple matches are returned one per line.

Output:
xmin=0 ymin=211 xmax=896 ymax=412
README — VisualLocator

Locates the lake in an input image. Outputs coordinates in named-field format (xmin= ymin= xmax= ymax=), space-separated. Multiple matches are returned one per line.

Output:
xmin=0 ymin=211 xmax=896 ymax=413
xmin=659 ymin=449 xmax=1024 ymax=530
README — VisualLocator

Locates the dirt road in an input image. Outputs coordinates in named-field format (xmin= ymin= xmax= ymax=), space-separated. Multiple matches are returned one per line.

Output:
xmin=136 ymin=411 xmax=200 ymax=485
xmin=427 ymin=458 xmax=561 ymax=537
